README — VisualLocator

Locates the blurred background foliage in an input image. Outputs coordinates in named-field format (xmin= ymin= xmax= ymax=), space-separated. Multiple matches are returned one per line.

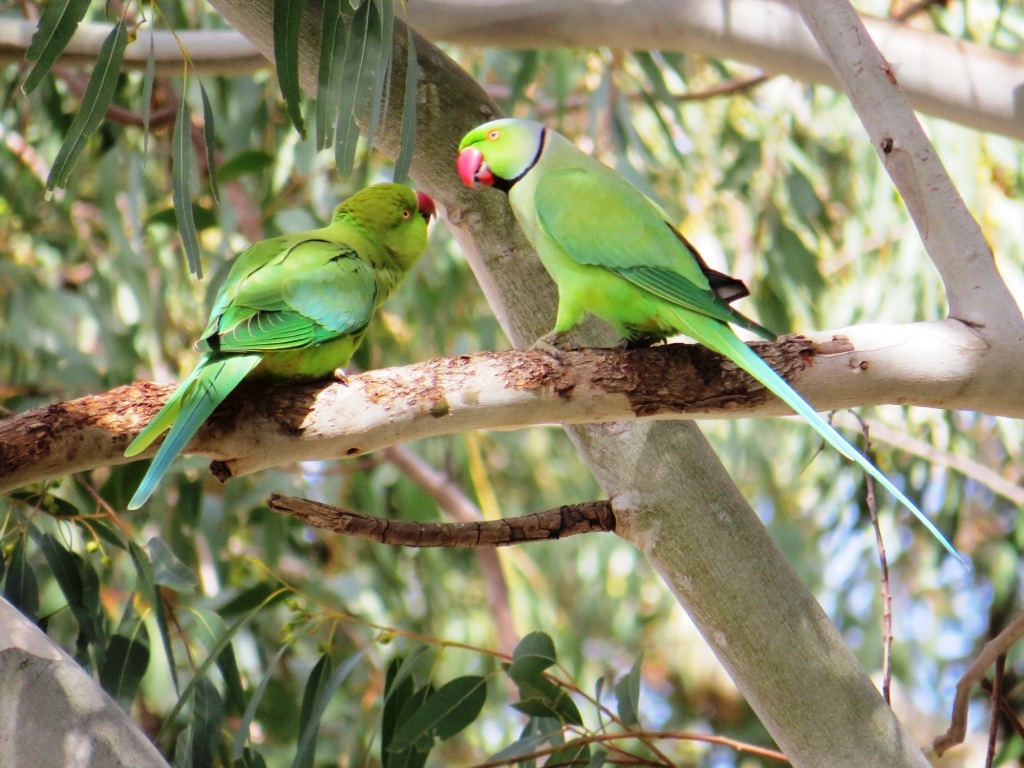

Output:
xmin=2 ymin=0 xmax=1024 ymax=765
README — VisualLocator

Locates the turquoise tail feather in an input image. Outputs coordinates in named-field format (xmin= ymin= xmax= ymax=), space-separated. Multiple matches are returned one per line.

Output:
xmin=127 ymin=354 xmax=261 ymax=510
xmin=678 ymin=316 xmax=966 ymax=568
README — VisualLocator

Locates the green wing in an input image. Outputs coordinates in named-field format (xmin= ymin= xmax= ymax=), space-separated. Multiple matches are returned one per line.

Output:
xmin=534 ymin=166 xmax=774 ymax=339
xmin=198 ymin=236 xmax=378 ymax=353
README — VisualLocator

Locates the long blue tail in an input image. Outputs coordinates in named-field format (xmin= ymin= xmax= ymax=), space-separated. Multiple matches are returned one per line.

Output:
xmin=677 ymin=316 xmax=966 ymax=568
xmin=126 ymin=354 xmax=261 ymax=509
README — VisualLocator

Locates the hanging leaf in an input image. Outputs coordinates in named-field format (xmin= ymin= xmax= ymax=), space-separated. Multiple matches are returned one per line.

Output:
xmin=333 ymin=0 xmax=382 ymax=176
xmin=293 ymin=649 xmax=370 ymax=768
xmin=34 ymin=532 xmax=106 ymax=655
xmin=230 ymin=646 xmax=290 ymax=761
xmin=315 ymin=0 xmax=348 ymax=150
xmin=3 ymin=534 xmax=40 ymax=617
xmin=128 ymin=541 xmax=179 ymax=691
xmin=199 ymin=80 xmax=220 ymax=203
xmin=141 ymin=27 xmax=156 ymax=155
xmin=392 ymin=21 xmax=418 ymax=184
xmin=46 ymin=19 xmax=128 ymax=191
xmin=364 ymin=0 xmax=394 ymax=152
xmin=172 ymin=89 xmax=203 ymax=278
xmin=22 ymin=0 xmax=93 ymax=95
xmin=273 ymin=0 xmax=308 ymax=138
xmin=189 ymin=677 xmax=226 ymax=768
xmin=99 ymin=632 xmax=151 ymax=709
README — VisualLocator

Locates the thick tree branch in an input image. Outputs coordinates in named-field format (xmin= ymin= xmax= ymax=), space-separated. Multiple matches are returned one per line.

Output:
xmin=1 ymin=324 xmax=1010 ymax=494
xmin=268 ymin=494 xmax=615 ymax=547
xmin=0 ymin=597 xmax=171 ymax=768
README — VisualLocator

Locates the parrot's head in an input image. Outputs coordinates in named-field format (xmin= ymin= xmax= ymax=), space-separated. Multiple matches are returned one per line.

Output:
xmin=335 ymin=183 xmax=434 ymax=270
xmin=457 ymin=118 xmax=546 ymax=192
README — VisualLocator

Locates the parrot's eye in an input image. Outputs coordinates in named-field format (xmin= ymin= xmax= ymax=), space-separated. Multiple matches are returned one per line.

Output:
xmin=401 ymin=208 xmax=412 ymax=220
xmin=486 ymin=129 xmax=500 ymax=141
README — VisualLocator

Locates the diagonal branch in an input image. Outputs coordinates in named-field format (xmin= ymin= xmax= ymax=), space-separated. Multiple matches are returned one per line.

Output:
xmin=791 ymin=0 xmax=1022 ymax=334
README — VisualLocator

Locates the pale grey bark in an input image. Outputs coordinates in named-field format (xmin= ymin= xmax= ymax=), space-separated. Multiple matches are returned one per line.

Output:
xmin=0 ymin=597 xmax=170 ymax=768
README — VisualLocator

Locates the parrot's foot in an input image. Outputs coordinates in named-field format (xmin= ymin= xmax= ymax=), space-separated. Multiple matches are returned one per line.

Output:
xmin=532 ymin=331 xmax=576 ymax=361
xmin=618 ymin=334 xmax=665 ymax=350
xmin=333 ymin=368 xmax=350 ymax=386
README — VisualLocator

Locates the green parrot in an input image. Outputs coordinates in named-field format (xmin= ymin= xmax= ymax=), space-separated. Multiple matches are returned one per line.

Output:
xmin=457 ymin=118 xmax=963 ymax=565
xmin=125 ymin=183 xmax=435 ymax=510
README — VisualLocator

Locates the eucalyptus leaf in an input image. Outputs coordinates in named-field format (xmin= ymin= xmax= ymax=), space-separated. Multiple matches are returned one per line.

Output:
xmin=22 ymin=0 xmax=93 ymax=95
xmin=46 ymin=19 xmax=128 ymax=191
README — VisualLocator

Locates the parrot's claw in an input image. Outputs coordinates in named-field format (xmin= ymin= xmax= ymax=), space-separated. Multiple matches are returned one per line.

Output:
xmin=618 ymin=334 xmax=664 ymax=350
xmin=333 ymin=368 xmax=350 ymax=386
xmin=532 ymin=331 xmax=575 ymax=361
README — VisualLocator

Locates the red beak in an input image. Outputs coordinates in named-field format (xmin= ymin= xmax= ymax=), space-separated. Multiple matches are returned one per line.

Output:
xmin=457 ymin=147 xmax=494 ymax=187
xmin=415 ymin=190 xmax=436 ymax=221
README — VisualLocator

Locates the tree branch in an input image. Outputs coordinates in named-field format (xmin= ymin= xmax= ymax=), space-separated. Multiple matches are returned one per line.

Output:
xmin=268 ymin=494 xmax=615 ymax=547
xmin=0 ymin=597 xmax=171 ymax=768
xmin=791 ymin=0 xmax=1023 ymax=334
xmin=5 ymin=0 xmax=1024 ymax=140
xmin=1 ymin=325 xmax=1009 ymax=494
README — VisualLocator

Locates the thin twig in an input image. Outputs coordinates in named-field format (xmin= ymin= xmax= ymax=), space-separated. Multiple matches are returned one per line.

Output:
xmin=984 ymin=655 xmax=1005 ymax=768
xmin=933 ymin=612 xmax=1024 ymax=755
xmin=467 ymin=728 xmax=789 ymax=768
xmin=850 ymin=413 xmax=893 ymax=705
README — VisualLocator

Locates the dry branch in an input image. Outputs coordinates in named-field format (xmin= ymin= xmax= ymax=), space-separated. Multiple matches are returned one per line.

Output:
xmin=268 ymin=494 xmax=615 ymax=547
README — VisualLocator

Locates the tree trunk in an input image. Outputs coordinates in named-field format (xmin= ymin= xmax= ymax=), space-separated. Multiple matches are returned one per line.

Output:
xmin=202 ymin=2 xmax=935 ymax=765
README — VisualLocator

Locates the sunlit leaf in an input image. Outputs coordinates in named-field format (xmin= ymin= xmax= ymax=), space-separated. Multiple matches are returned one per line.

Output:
xmin=148 ymin=537 xmax=197 ymax=592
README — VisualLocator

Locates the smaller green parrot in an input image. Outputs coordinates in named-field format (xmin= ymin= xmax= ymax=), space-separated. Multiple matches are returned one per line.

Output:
xmin=125 ymin=183 xmax=435 ymax=510
xmin=457 ymin=118 xmax=963 ymax=565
